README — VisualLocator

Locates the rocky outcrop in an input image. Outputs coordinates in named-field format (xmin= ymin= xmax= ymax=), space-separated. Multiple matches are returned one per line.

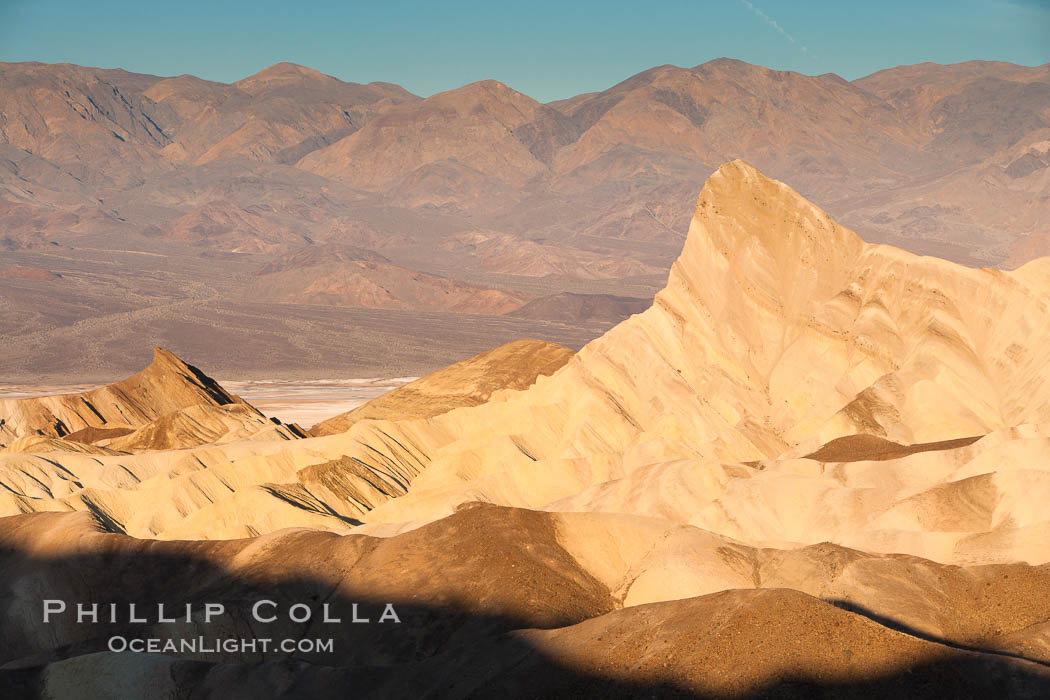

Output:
xmin=310 ymin=339 xmax=574 ymax=436
xmin=0 ymin=348 xmax=246 ymax=446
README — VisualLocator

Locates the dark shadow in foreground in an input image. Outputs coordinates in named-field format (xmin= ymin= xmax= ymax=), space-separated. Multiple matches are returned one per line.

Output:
xmin=0 ymin=512 xmax=1047 ymax=699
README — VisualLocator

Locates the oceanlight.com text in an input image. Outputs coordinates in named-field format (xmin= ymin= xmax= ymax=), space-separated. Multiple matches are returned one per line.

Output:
xmin=107 ymin=636 xmax=335 ymax=654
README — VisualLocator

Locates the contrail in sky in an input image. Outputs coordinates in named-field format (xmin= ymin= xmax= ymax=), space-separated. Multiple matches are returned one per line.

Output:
xmin=737 ymin=0 xmax=817 ymax=59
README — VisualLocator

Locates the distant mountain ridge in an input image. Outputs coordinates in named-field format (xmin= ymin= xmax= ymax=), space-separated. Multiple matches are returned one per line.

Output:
xmin=3 ymin=57 xmax=1047 ymax=262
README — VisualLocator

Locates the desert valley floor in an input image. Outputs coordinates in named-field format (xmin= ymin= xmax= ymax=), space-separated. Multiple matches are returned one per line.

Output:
xmin=2 ymin=162 xmax=1050 ymax=697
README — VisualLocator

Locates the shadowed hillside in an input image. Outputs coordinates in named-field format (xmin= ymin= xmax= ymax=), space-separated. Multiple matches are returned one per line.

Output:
xmin=3 ymin=505 xmax=1050 ymax=698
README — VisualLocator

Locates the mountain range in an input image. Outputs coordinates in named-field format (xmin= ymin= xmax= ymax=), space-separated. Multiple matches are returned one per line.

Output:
xmin=2 ymin=58 xmax=1048 ymax=379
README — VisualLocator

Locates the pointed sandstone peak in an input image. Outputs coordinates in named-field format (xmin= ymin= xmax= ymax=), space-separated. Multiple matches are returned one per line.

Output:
xmin=0 ymin=348 xmax=249 ymax=447
xmin=662 ymin=160 xmax=867 ymax=321
xmin=124 ymin=346 xmax=243 ymax=407
xmin=691 ymin=159 xmax=864 ymax=257
xmin=151 ymin=346 xmax=185 ymax=365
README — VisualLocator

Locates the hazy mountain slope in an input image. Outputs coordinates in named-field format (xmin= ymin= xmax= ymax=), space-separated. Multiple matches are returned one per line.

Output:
xmin=552 ymin=59 xmax=920 ymax=198
xmin=841 ymin=60 xmax=1050 ymax=262
xmin=245 ymin=257 xmax=529 ymax=313
xmin=147 ymin=62 xmax=418 ymax=165
xmin=298 ymin=79 xmax=572 ymax=188
xmin=854 ymin=60 xmax=1050 ymax=150
xmin=508 ymin=292 xmax=651 ymax=324
xmin=440 ymin=229 xmax=663 ymax=279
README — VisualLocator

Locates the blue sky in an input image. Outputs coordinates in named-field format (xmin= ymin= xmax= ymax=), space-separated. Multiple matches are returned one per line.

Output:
xmin=1 ymin=0 xmax=1047 ymax=101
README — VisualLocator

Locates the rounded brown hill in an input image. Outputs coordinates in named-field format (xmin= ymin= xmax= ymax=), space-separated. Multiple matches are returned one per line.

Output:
xmin=500 ymin=588 xmax=1050 ymax=698
xmin=310 ymin=339 xmax=574 ymax=435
